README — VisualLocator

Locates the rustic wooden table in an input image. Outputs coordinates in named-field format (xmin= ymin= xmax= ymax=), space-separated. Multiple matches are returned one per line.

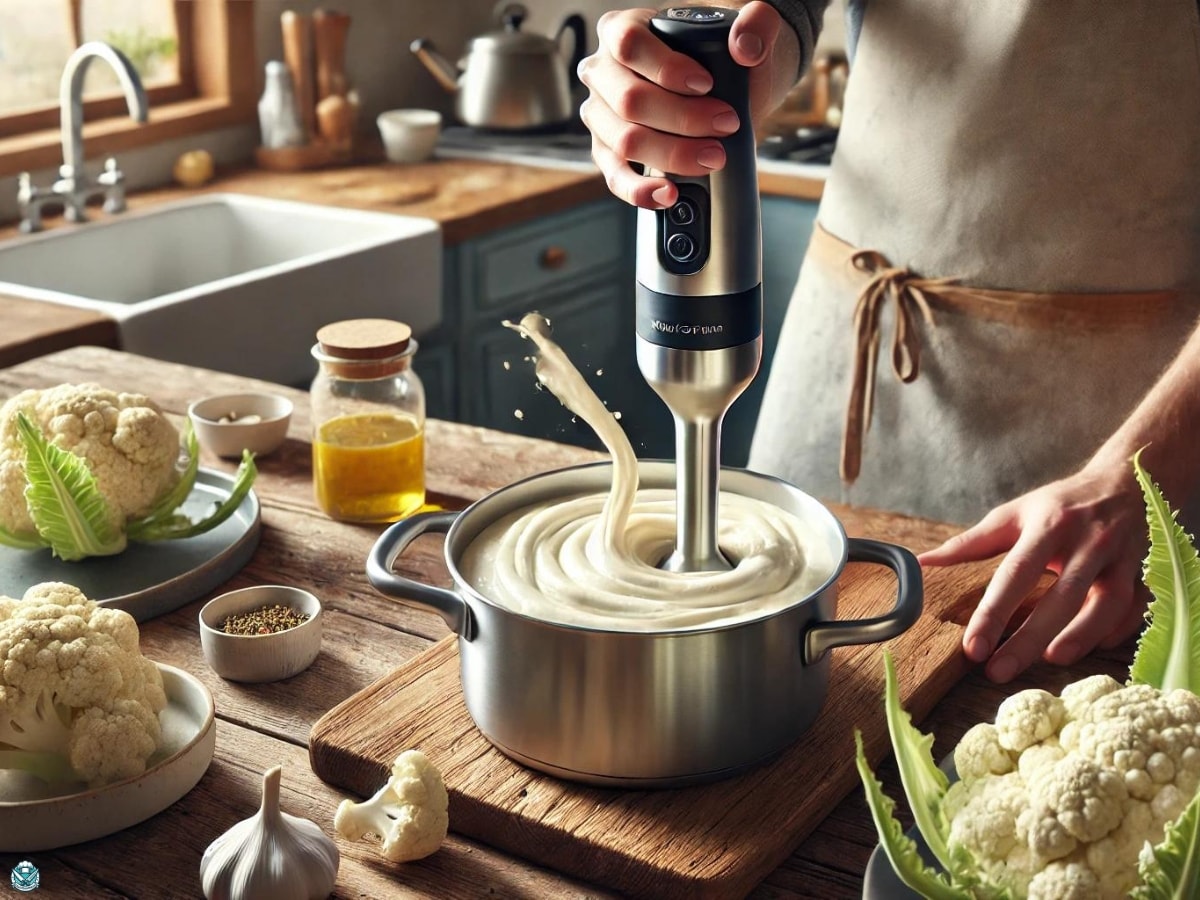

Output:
xmin=0 ymin=347 xmax=1130 ymax=899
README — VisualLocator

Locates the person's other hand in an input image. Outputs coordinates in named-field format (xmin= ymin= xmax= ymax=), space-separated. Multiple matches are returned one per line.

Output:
xmin=918 ymin=459 xmax=1150 ymax=683
xmin=577 ymin=2 xmax=798 ymax=208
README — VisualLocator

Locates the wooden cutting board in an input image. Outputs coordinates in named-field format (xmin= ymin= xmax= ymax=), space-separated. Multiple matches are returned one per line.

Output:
xmin=310 ymin=506 xmax=996 ymax=899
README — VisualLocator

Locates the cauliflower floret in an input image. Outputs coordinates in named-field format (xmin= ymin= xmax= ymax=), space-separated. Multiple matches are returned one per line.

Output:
xmin=1029 ymin=756 xmax=1129 ymax=844
xmin=947 ymin=770 xmax=1027 ymax=860
xmin=1060 ymin=675 xmax=1123 ymax=722
xmin=996 ymin=689 xmax=1066 ymax=752
xmin=1085 ymin=799 xmax=1151 ymax=895
xmin=1018 ymin=739 xmax=1066 ymax=782
xmin=1027 ymin=855 xmax=1103 ymax=900
xmin=0 ymin=582 xmax=166 ymax=786
xmin=334 ymin=749 xmax=449 ymax=862
xmin=954 ymin=722 xmax=1014 ymax=783
xmin=0 ymin=384 xmax=180 ymax=536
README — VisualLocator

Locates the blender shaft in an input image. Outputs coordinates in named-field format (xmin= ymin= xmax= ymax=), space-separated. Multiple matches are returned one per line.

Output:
xmin=666 ymin=417 xmax=725 ymax=572
xmin=637 ymin=336 xmax=761 ymax=572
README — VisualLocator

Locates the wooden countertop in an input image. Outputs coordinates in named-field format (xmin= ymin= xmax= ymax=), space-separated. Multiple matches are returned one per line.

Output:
xmin=0 ymin=346 xmax=1132 ymax=899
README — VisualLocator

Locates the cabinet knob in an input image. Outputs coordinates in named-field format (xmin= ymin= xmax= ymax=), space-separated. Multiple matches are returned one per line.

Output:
xmin=540 ymin=246 xmax=569 ymax=270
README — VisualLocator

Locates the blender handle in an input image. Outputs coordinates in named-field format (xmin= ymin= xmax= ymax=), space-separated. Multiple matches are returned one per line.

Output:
xmin=366 ymin=511 xmax=474 ymax=639
xmin=650 ymin=8 xmax=752 ymax=143
xmin=801 ymin=539 xmax=924 ymax=664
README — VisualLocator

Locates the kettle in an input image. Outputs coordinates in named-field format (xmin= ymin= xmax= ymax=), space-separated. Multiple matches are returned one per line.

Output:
xmin=411 ymin=4 xmax=586 ymax=131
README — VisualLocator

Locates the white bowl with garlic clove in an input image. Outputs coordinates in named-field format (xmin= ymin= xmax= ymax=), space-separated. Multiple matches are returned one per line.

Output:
xmin=188 ymin=392 xmax=293 ymax=459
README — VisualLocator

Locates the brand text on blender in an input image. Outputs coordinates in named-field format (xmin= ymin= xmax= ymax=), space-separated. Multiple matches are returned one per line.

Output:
xmin=651 ymin=321 xmax=724 ymax=336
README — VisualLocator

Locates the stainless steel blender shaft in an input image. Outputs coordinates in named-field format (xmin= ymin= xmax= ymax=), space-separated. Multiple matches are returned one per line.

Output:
xmin=634 ymin=6 xmax=763 ymax=573
xmin=637 ymin=338 xmax=761 ymax=571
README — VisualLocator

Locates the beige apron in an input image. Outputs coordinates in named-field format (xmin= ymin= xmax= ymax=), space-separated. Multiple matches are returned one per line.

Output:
xmin=749 ymin=0 xmax=1200 ymax=525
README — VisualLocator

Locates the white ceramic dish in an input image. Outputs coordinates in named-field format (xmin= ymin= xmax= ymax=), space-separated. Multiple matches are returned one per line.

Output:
xmin=0 ymin=468 xmax=260 ymax=622
xmin=188 ymin=392 xmax=294 ymax=459
xmin=377 ymin=109 xmax=442 ymax=163
xmin=0 ymin=664 xmax=216 ymax=852
xmin=199 ymin=585 xmax=323 ymax=683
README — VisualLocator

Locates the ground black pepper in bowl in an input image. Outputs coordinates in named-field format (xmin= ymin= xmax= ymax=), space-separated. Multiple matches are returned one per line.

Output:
xmin=221 ymin=604 xmax=310 ymax=635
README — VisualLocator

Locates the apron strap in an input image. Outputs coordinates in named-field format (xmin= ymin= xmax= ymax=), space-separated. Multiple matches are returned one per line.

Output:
xmin=841 ymin=249 xmax=951 ymax=482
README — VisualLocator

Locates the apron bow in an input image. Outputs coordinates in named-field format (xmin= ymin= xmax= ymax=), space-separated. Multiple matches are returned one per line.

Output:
xmin=841 ymin=250 xmax=953 ymax=482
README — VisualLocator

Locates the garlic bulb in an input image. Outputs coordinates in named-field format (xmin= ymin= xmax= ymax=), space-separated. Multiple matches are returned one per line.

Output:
xmin=200 ymin=766 xmax=339 ymax=900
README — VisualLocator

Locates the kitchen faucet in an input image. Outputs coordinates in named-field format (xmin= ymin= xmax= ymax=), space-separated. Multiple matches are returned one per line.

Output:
xmin=17 ymin=42 xmax=149 ymax=233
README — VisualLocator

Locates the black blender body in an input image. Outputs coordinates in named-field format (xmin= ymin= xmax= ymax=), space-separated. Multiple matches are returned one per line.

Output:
xmin=635 ymin=6 xmax=764 ymax=572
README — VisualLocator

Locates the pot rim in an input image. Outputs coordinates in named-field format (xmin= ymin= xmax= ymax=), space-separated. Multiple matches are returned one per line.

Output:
xmin=442 ymin=459 xmax=851 ymax=636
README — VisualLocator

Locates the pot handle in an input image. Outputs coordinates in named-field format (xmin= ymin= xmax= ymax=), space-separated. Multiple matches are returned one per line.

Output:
xmin=366 ymin=511 xmax=473 ymax=639
xmin=802 ymin=538 xmax=923 ymax=664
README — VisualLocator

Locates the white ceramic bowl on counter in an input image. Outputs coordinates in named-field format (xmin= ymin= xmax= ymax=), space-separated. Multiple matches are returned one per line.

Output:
xmin=199 ymin=585 xmax=323 ymax=683
xmin=377 ymin=109 xmax=442 ymax=163
xmin=188 ymin=392 xmax=293 ymax=459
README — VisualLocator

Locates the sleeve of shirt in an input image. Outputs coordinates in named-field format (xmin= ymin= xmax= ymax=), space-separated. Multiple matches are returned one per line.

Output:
xmin=759 ymin=0 xmax=832 ymax=77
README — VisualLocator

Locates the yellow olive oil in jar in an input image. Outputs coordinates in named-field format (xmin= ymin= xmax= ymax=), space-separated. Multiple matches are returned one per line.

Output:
xmin=311 ymin=319 xmax=426 ymax=522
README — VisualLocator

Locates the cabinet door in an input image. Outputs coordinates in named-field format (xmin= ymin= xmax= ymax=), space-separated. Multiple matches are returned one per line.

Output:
xmin=413 ymin=341 xmax=455 ymax=422
xmin=459 ymin=200 xmax=631 ymax=322
xmin=721 ymin=196 xmax=818 ymax=467
xmin=463 ymin=282 xmax=672 ymax=453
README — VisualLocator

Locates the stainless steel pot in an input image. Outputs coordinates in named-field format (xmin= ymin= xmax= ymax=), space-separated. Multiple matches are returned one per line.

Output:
xmin=410 ymin=5 xmax=586 ymax=131
xmin=367 ymin=461 xmax=922 ymax=788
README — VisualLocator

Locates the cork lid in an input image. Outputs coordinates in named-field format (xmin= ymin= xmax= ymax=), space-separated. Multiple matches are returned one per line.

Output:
xmin=316 ymin=319 xmax=412 ymax=360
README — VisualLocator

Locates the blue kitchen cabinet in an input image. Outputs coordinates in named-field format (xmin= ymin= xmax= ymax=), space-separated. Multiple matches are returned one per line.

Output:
xmin=720 ymin=194 xmax=818 ymax=467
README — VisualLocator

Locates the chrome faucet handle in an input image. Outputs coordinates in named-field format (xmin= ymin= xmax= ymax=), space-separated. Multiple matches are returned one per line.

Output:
xmin=17 ymin=172 xmax=46 ymax=233
xmin=98 ymin=158 xmax=127 ymax=214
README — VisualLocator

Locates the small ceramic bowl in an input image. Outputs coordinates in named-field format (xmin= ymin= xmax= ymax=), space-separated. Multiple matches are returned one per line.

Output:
xmin=199 ymin=585 xmax=322 ymax=683
xmin=377 ymin=109 xmax=442 ymax=163
xmin=188 ymin=392 xmax=293 ymax=459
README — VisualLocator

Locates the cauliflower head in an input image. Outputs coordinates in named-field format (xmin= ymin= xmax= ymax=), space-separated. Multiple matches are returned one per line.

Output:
xmin=947 ymin=680 xmax=1200 ymax=899
xmin=334 ymin=749 xmax=449 ymax=862
xmin=0 ymin=383 xmax=256 ymax=561
xmin=0 ymin=384 xmax=180 ymax=535
xmin=0 ymin=582 xmax=167 ymax=786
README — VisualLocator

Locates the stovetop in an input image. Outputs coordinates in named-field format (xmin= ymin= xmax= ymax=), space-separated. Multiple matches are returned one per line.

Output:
xmin=434 ymin=124 xmax=835 ymax=178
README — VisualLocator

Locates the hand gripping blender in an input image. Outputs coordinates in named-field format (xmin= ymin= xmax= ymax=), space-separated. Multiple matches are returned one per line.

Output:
xmin=637 ymin=6 xmax=762 ymax=573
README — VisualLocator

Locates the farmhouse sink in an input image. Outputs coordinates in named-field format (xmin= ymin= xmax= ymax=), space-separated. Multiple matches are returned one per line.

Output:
xmin=0 ymin=193 xmax=442 ymax=386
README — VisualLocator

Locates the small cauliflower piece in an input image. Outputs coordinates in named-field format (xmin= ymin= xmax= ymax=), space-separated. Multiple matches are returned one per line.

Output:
xmin=334 ymin=749 xmax=448 ymax=862
xmin=0 ymin=582 xmax=167 ymax=786
xmin=1059 ymin=675 xmax=1123 ymax=721
xmin=953 ymin=721 xmax=1014 ymax=782
xmin=1028 ymin=756 xmax=1129 ymax=844
xmin=995 ymin=689 xmax=1066 ymax=752
xmin=1027 ymin=855 xmax=1103 ymax=900
xmin=946 ymin=770 xmax=1027 ymax=860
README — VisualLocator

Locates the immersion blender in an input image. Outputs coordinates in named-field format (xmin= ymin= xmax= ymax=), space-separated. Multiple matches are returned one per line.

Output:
xmin=636 ymin=7 xmax=762 ymax=572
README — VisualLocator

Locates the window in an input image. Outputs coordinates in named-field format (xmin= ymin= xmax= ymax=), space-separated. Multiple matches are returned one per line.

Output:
xmin=0 ymin=0 xmax=256 ymax=177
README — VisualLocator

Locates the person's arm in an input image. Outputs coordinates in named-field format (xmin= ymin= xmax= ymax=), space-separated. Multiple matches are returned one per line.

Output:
xmin=921 ymin=316 xmax=1200 ymax=682
xmin=577 ymin=1 xmax=825 ymax=208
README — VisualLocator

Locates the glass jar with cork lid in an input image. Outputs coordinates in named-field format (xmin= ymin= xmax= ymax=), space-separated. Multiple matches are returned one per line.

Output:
xmin=310 ymin=318 xmax=425 ymax=522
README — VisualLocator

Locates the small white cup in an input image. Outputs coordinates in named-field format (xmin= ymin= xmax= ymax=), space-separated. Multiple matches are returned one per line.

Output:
xmin=377 ymin=109 xmax=442 ymax=164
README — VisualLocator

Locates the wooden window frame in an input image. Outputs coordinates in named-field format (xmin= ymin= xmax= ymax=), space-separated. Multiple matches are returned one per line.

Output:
xmin=0 ymin=0 xmax=256 ymax=178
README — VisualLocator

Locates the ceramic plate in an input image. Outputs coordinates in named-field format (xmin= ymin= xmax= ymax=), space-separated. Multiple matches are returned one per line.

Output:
xmin=862 ymin=830 xmax=934 ymax=899
xmin=862 ymin=757 xmax=956 ymax=899
xmin=0 ymin=664 xmax=216 ymax=852
xmin=0 ymin=468 xmax=260 ymax=622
